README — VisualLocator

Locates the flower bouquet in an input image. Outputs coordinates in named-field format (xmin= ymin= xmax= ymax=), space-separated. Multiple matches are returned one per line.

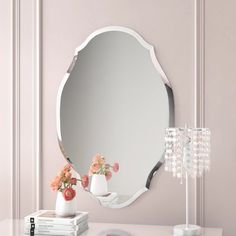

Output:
xmin=89 ymin=153 xmax=119 ymax=180
xmin=50 ymin=164 xmax=89 ymax=216
xmin=89 ymin=154 xmax=119 ymax=196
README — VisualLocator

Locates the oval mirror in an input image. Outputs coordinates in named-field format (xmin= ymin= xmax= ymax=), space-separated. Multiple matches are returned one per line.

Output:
xmin=57 ymin=26 xmax=174 ymax=208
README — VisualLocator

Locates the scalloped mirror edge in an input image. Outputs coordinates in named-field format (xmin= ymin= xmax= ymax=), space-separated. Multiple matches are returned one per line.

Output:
xmin=56 ymin=26 xmax=175 ymax=208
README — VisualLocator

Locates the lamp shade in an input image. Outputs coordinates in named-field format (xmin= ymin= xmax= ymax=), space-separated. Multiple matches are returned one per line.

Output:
xmin=164 ymin=127 xmax=211 ymax=179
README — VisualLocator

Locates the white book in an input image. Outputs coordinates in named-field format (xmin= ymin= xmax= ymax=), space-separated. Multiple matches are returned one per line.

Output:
xmin=24 ymin=219 xmax=88 ymax=231
xmin=24 ymin=210 xmax=88 ymax=226
xmin=24 ymin=224 xmax=88 ymax=236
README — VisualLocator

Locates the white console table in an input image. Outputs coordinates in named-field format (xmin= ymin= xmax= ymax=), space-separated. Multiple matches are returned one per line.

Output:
xmin=0 ymin=220 xmax=223 ymax=236
xmin=82 ymin=222 xmax=223 ymax=236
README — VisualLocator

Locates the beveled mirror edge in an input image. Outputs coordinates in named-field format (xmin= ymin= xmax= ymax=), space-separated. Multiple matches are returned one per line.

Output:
xmin=74 ymin=26 xmax=171 ymax=87
xmin=56 ymin=26 xmax=174 ymax=208
xmin=145 ymin=84 xmax=175 ymax=189
xmin=57 ymin=26 xmax=173 ymax=142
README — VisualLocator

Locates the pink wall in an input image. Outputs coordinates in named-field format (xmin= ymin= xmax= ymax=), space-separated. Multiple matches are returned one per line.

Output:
xmin=42 ymin=0 xmax=195 ymax=225
xmin=205 ymin=0 xmax=236 ymax=235
xmin=0 ymin=0 xmax=12 ymax=220
xmin=1 ymin=0 xmax=235 ymax=235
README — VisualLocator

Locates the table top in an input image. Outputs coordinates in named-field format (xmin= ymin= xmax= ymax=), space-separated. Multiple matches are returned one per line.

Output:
xmin=0 ymin=219 xmax=223 ymax=236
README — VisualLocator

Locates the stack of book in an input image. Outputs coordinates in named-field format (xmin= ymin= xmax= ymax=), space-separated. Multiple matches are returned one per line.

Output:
xmin=24 ymin=210 xmax=89 ymax=236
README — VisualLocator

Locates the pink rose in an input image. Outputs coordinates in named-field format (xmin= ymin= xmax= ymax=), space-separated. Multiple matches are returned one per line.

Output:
xmin=105 ymin=164 xmax=110 ymax=169
xmin=92 ymin=153 xmax=105 ymax=165
xmin=58 ymin=170 xmax=64 ymax=177
xmin=112 ymin=163 xmax=119 ymax=173
xmin=63 ymin=187 xmax=76 ymax=201
xmin=90 ymin=163 xmax=100 ymax=174
xmin=81 ymin=175 xmax=89 ymax=188
xmin=65 ymin=172 xmax=72 ymax=179
xmin=70 ymin=178 xmax=77 ymax=185
xmin=50 ymin=176 xmax=62 ymax=191
xmin=105 ymin=171 xmax=112 ymax=181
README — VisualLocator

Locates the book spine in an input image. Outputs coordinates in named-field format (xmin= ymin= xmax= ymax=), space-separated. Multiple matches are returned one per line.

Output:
xmin=24 ymin=224 xmax=88 ymax=236
xmin=24 ymin=221 xmax=87 ymax=231
xmin=25 ymin=216 xmax=88 ymax=226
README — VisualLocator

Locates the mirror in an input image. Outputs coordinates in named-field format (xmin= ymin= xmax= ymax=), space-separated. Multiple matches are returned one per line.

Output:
xmin=57 ymin=26 xmax=174 ymax=208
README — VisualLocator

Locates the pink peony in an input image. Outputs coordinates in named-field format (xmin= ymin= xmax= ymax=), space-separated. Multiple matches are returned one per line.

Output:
xmin=63 ymin=187 xmax=76 ymax=201
xmin=51 ymin=164 xmax=88 ymax=195
xmin=63 ymin=164 xmax=71 ymax=172
xmin=88 ymin=154 xmax=120 ymax=180
xmin=50 ymin=176 xmax=62 ymax=191
xmin=81 ymin=175 xmax=89 ymax=188
xmin=112 ymin=163 xmax=119 ymax=173
xmin=90 ymin=163 xmax=100 ymax=173
xmin=105 ymin=171 xmax=112 ymax=181
xmin=65 ymin=172 xmax=72 ymax=179
xmin=70 ymin=178 xmax=77 ymax=185
xmin=92 ymin=153 xmax=105 ymax=165
xmin=58 ymin=170 xmax=65 ymax=177
xmin=105 ymin=164 xmax=110 ymax=169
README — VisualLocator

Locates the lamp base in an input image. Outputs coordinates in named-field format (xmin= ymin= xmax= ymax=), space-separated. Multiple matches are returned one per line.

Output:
xmin=173 ymin=224 xmax=201 ymax=236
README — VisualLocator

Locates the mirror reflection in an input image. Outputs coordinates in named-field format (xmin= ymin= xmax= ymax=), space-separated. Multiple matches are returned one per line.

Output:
xmin=57 ymin=26 xmax=174 ymax=208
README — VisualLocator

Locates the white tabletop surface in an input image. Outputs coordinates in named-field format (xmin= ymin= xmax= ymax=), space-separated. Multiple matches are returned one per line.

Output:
xmin=0 ymin=219 xmax=223 ymax=236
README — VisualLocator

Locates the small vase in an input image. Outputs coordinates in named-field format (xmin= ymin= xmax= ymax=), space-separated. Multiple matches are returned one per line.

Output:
xmin=55 ymin=192 xmax=76 ymax=217
xmin=90 ymin=174 xmax=108 ymax=196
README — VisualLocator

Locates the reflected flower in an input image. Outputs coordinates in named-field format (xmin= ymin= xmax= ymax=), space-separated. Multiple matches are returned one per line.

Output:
xmin=112 ymin=163 xmax=119 ymax=173
xmin=89 ymin=154 xmax=119 ymax=181
xmin=105 ymin=171 xmax=112 ymax=181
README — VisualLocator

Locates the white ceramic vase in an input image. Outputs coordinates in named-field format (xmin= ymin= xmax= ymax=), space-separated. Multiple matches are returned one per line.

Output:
xmin=90 ymin=174 xmax=108 ymax=196
xmin=55 ymin=191 xmax=76 ymax=217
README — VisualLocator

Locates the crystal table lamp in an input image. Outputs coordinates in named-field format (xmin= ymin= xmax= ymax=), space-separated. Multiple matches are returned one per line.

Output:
xmin=164 ymin=126 xmax=211 ymax=236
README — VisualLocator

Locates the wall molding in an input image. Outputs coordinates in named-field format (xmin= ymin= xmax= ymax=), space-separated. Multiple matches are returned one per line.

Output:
xmin=194 ymin=0 xmax=205 ymax=226
xmin=12 ymin=0 xmax=42 ymax=217
xmin=33 ymin=0 xmax=42 ymax=211
xmin=11 ymin=0 xmax=21 ymax=220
